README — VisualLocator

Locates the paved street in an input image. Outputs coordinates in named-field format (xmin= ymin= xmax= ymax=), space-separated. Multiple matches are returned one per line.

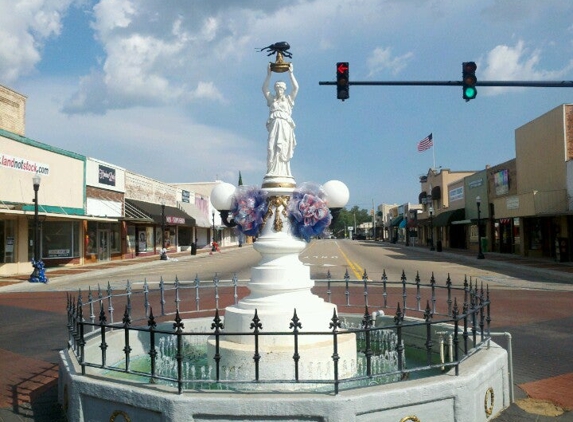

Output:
xmin=0 ymin=242 xmax=572 ymax=421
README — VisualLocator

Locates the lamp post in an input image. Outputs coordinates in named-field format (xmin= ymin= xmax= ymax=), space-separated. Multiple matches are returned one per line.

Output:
xmin=212 ymin=211 xmax=216 ymax=251
xmin=160 ymin=201 xmax=167 ymax=260
xmin=29 ymin=174 xmax=47 ymax=283
xmin=429 ymin=206 xmax=435 ymax=251
xmin=476 ymin=196 xmax=485 ymax=259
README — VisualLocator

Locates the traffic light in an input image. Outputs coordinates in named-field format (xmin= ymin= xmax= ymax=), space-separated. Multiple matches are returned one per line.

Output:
xmin=462 ymin=61 xmax=477 ymax=101
xmin=336 ymin=62 xmax=349 ymax=100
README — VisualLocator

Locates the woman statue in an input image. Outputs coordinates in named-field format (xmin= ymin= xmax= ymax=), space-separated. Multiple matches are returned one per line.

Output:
xmin=262 ymin=63 xmax=299 ymax=177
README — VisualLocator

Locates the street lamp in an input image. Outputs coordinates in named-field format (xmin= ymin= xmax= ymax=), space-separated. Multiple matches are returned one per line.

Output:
xmin=212 ymin=211 xmax=216 ymax=252
xmin=160 ymin=201 xmax=167 ymax=260
xmin=429 ymin=206 xmax=435 ymax=251
xmin=476 ymin=196 xmax=485 ymax=259
xmin=29 ymin=174 xmax=47 ymax=283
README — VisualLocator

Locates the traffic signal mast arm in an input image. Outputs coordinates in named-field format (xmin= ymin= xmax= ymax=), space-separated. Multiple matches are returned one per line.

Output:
xmin=319 ymin=80 xmax=573 ymax=88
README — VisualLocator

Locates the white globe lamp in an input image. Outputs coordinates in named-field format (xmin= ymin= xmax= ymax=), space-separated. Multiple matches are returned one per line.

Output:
xmin=210 ymin=182 xmax=236 ymax=211
xmin=323 ymin=180 xmax=350 ymax=208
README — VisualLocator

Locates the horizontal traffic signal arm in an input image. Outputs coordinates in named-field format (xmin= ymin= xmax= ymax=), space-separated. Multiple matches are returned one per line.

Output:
xmin=319 ymin=80 xmax=573 ymax=88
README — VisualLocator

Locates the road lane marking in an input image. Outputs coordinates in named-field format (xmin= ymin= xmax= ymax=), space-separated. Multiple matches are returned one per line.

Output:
xmin=337 ymin=246 xmax=364 ymax=279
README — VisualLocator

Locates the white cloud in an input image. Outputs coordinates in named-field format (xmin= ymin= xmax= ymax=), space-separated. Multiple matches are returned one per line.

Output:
xmin=366 ymin=47 xmax=414 ymax=77
xmin=91 ymin=0 xmax=135 ymax=37
xmin=23 ymin=77 xmax=263 ymax=183
xmin=481 ymin=40 xmax=573 ymax=95
xmin=0 ymin=0 xmax=74 ymax=82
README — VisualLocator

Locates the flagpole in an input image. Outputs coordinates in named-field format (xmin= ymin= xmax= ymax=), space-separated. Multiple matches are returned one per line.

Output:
xmin=432 ymin=134 xmax=436 ymax=170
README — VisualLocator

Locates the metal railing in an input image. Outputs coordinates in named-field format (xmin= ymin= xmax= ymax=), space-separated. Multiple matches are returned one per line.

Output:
xmin=67 ymin=270 xmax=492 ymax=395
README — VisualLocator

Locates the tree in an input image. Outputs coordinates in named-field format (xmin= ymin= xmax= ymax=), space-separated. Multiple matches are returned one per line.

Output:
xmin=330 ymin=206 xmax=371 ymax=238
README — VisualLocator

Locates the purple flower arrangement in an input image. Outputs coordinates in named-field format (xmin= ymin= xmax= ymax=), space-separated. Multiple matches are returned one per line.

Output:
xmin=231 ymin=186 xmax=268 ymax=237
xmin=288 ymin=183 xmax=332 ymax=242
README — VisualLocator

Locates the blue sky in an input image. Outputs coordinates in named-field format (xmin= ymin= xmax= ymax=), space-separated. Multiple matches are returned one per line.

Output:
xmin=2 ymin=0 xmax=573 ymax=210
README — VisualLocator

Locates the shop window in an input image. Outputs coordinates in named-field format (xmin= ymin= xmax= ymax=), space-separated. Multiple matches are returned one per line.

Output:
xmin=137 ymin=226 xmax=154 ymax=253
xmin=110 ymin=224 xmax=120 ymax=253
xmin=146 ymin=227 xmax=154 ymax=251
xmin=43 ymin=221 xmax=80 ymax=258
xmin=1 ymin=220 xmax=16 ymax=263
xmin=86 ymin=222 xmax=97 ymax=255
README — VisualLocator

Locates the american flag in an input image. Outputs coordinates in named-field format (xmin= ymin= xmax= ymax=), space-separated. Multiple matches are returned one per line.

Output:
xmin=417 ymin=133 xmax=433 ymax=152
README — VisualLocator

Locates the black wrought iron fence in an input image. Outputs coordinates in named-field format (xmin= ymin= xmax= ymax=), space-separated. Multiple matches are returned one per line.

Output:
xmin=66 ymin=269 xmax=491 ymax=395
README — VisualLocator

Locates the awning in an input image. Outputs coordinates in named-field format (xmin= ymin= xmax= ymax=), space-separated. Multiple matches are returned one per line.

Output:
xmin=124 ymin=199 xmax=195 ymax=226
xmin=418 ymin=191 xmax=427 ymax=204
xmin=180 ymin=204 xmax=212 ymax=228
xmin=431 ymin=186 xmax=441 ymax=200
xmin=2 ymin=202 xmax=118 ymax=222
xmin=391 ymin=215 xmax=403 ymax=226
xmin=432 ymin=208 xmax=465 ymax=227
xmin=399 ymin=219 xmax=407 ymax=228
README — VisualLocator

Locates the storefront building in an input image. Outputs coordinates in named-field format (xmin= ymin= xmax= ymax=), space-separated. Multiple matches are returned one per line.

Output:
xmin=417 ymin=168 xmax=475 ymax=249
xmin=124 ymin=172 xmax=196 ymax=257
xmin=514 ymin=104 xmax=573 ymax=261
xmin=1 ymin=126 xmax=88 ymax=275
xmin=85 ymin=158 xmax=125 ymax=263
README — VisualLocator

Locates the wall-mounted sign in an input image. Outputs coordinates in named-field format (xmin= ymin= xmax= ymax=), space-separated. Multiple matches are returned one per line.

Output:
xmin=182 ymin=190 xmax=190 ymax=203
xmin=495 ymin=169 xmax=509 ymax=196
xmin=1 ymin=153 xmax=50 ymax=175
xmin=98 ymin=164 xmax=116 ymax=186
xmin=166 ymin=216 xmax=185 ymax=224
xmin=449 ymin=186 xmax=464 ymax=202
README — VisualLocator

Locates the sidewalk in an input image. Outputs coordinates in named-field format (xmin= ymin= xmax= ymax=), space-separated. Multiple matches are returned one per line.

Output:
xmin=0 ymin=246 xmax=219 ymax=288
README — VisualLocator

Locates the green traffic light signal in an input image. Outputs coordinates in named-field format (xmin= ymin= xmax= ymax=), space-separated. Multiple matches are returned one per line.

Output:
xmin=464 ymin=86 xmax=477 ymax=100
xmin=462 ymin=61 xmax=477 ymax=101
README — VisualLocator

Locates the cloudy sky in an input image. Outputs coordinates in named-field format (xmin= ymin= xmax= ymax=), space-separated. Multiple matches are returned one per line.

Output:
xmin=2 ymin=0 xmax=573 ymax=209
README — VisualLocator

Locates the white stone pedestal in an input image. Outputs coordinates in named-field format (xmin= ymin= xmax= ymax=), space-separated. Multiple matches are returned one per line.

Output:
xmin=208 ymin=180 xmax=356 ymax=382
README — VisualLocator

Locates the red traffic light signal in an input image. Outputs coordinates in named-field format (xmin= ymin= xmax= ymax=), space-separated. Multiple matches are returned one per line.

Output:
xmin=337 ymin=62 xmax=349 ymax=100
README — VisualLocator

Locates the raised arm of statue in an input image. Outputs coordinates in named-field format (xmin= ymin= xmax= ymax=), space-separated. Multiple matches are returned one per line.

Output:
xmin=262 ymin=64 xmax=273 ymax=102
xmin=288 ymin=64 xmax=298 ymax=101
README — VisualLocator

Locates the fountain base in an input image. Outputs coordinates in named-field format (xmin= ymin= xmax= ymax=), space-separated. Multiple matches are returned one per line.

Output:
xmin=59 ymin=335 xmax=509 ymax=421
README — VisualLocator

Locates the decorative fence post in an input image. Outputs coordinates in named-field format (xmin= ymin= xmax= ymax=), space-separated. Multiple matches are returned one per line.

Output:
xmin=424 ymin=300 xmax=433 ymax=366
xmin=173 ymin=310 xmax=185 ymax=394
xmin=329 ymin=309 xmax=341 ymax=395
xmin=290 ymin=309 xmax=302 ymax=381
xmin=148 ymin=307 xmax=157 ymax=384
xmin=122 ymin=305 xmax=132 ymax=372
xmin=211 ymin=309 xmax=224 ymax=381
xmin=250 ymin=309 xmax=262 ymax=381
xmin=394 ymin=303 xmax=404 ymax=378
xmin=98 ymin=302 xmax=108 ymax=367
xmin=361 ymin=306 xmax=373 ymax=377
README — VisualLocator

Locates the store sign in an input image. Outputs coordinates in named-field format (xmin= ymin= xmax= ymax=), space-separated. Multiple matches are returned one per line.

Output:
xmin=182 ymin=190 xmax=190 ymax=203
xmin=166 ymin=216 xmax=185 ymax=224
xmin=48 ymin=249 xmax=71 ymax=257
xmin=0 ymin=152 xmax=50 ymax=175
xmin=98 ymin=164 xmax=116 ymax=186
xmin=506 ymin=196 xmax=519 ymax=210
xmin=449 ymin=186 xmax=464 ymax=202
xmin=468 ymin=178 xmax=483 ymax=189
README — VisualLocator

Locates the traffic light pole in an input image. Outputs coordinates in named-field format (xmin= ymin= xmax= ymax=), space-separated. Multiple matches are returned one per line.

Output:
xmin=319 ymin=80 xmax=573 ymax=88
